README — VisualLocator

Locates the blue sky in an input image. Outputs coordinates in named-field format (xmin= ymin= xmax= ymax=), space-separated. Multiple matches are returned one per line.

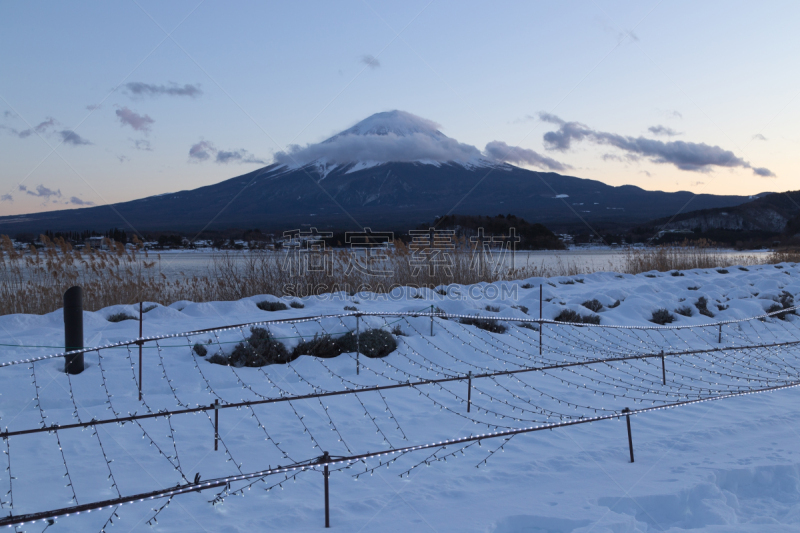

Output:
xmin=1 ymin=0 xmax=797 ymax=216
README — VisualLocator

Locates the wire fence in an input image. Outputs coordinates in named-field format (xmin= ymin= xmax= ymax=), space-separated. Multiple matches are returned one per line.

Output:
xmin=1 ymin=304 xmax=800 ymax=529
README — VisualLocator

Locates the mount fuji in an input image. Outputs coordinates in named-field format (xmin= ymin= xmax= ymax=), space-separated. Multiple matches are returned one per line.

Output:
xmin=0 ymin=111 xmax=759 ymax=235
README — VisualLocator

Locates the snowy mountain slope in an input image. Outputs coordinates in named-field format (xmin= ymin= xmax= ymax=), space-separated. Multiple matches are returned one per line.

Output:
xmin=0 ymin=262 xmax=799 ymax=531
xmin=0 ymin=111 xmax=764 ymax=234
xmin=0 ymin=162 xmax=759 ymax=235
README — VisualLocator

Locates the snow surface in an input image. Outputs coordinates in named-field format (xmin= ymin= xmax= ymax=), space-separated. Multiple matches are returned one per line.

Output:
xmin=1 ymin=262 xmax=800 ymax=531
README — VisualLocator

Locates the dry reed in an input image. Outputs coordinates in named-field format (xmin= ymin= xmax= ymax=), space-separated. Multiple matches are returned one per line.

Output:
xmin=1 ymin=234 xmax=797 ymax=316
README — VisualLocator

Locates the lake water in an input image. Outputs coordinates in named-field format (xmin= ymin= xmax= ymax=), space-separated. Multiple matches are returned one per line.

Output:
xmin=146 ymin=247 xmax=774 ymax=281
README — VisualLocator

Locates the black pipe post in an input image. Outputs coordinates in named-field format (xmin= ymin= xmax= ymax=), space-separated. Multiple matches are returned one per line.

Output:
xmin=138 ymin=302 xmax=143 ymax=400
xmin=718 ymin=324 xmax=722 ymax=344
xmin=539 ymin=285 xmax=543 ymax=356
xmin=214 ymin=399 xmax=219 ymax=451
xmin=622 ymin=407 xmax=634 ymax=463
xmin=430 ymin=305 xmax=433 ymax=336
xmin=467 ymin=371 xmax=472 ymax=413
xmin=661 ymin=350 xmax=666 ymax=385
xmin=322 ymin=451 xmax=331 ymax=528
xmin=63 ymin=286 xmax=84 ymax=374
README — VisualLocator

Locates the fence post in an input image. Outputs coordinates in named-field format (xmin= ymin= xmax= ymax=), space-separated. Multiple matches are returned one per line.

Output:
xmin=214 ymin=399 xmax=219 ymax=451
xmin=661 ymin=350 xmax=665 ymax=385
xmin=539 ymin=285 xmax=543 ymax=356
xmin=718 ymin=324 xmax=722 ymax=344
xmin=430 ymin=305 xmax=434 ymax=337
xmin=623 ymin=407 xmax=634 ymax=463
xmin=322 ymin=451 xmax=331 ymax=528
xmin=63 ymin=286 xmax=84 ymax=374
xmin=356 ymin=314 xmax=360 ymax=376
xmin=138 ymin=302 xmax=143 ymax=400
xmin=467 ymin=371 xmax=472 ymax=413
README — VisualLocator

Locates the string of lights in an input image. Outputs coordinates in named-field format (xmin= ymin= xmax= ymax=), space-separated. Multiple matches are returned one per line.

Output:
xmin=8 ymin=371 xmax=800 ymax=529
xmin=2 ymin=302 xmax=798 ymax=529
xmin=3 ymin=305 xmax=798 ymax=369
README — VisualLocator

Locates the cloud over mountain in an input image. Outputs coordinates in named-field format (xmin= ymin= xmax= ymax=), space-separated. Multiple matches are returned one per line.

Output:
xmin=189 ymin=141 xmax=266 ymax=164
xmin=24 ymin=184 xmax=61 ymax=200
xmin=273 ymin=111 xmax=571 ymax=172
xmin=540 ymin=113 xmax=774 ymax=177
xmin=275 ymin=132 xmax=482 ymax=166
xmin=484 ymin=141 xmax=568 ymax=171
xmin=69 ymin=196 xmax=94 ymax=206
xmin=273 ymin=111 xmax=473 ymax=166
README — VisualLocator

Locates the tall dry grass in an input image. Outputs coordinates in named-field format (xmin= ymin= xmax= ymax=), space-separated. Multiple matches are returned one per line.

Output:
xmin=0 ymin=235 xmax=203 ymax=315
xmin=207 ymin=239 xmax=540 ymax=301
xmin=621 ymin=240 xmax=766 ymax=274
xmin=1 ymin=234 xmax=797 ymax=315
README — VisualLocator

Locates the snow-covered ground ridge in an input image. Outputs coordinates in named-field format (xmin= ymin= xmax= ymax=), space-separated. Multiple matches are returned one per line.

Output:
xmin=0 ymin=261 xmax=799 ymax=531
xmin=4 ymin=302 xmax=800 ymax=370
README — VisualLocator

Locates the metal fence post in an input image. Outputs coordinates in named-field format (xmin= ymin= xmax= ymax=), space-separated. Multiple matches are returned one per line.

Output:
xmin=623 ymin=407 xmax=634 ymax=463
xmin=467 ymin=371 xmax=472 ymax=413
xmin=138 ymin=302 xmax=143 ymax=400
xmin=539 ymin=285 xmax=543 ymax=356
xmin=214 ymin=399 xmax=219 ymax=451
xmin=718 ymin=324 xmax=722 ymax=344
xmin=430 ymin=305 xmax=434 ymax=336
xmin=661 ymin=350 xmax=666 ymax=385
xmin=63 ymin=286 xmax=84 ymax=374
xmin=356 ymin=314 xmax=360 ymax=375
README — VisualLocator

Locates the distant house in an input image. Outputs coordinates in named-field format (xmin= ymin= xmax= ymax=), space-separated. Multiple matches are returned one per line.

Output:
xmin=84 ymin=236 xmax=109 ymax=250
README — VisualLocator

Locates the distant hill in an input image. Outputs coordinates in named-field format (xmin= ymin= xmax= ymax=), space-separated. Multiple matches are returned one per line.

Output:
xmin=645 ymin=191 xmax=800 ymax=234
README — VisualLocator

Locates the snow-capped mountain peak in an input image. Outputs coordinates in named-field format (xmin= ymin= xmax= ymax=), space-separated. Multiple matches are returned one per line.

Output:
xmin=323 ymin=110 xmax=445 ymax=141
xmin=274 ymin=110 xmax=485 ymax=172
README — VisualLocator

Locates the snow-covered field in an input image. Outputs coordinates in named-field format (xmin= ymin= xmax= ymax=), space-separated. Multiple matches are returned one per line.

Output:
xmin=1 ymin=262 xmax=799 ymax=532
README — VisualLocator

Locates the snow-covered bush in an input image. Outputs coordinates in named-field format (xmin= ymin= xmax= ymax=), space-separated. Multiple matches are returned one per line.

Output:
xmin=192 ymin=343 xmax=208 ymax=357
xmin=554 ymin=309 xmax=600 ymax=325
xmin=207 ymin=352 xmax=228 ymax=365
xmin=225 ymin=327 xmax=291 ymax=366
xmin=391 ymin=325 xmax=407 ymax=336
xmin=582 ymin=299 xmax=603 ymax=313
xmin=257 ymin=300 xmax=288 ymax=312
xmin=696 ymin=297 xmax=714 ymax=318
xmin=293 ymin=334 xmax=342 ymax=358
xmin=338 ymin=328 xmax=397 ymax=358
xmin=651 ymin=308 xmax=675 ymax=325
xmin=768 ymin=291 xmax=796 ymax=320
xmin=460 ymin=316 xmax=507 ymax=334
xmin=108 ymin=312 xmax=136 ymax=322
xmin=676 ymin=305 xmax=693 ymax=317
